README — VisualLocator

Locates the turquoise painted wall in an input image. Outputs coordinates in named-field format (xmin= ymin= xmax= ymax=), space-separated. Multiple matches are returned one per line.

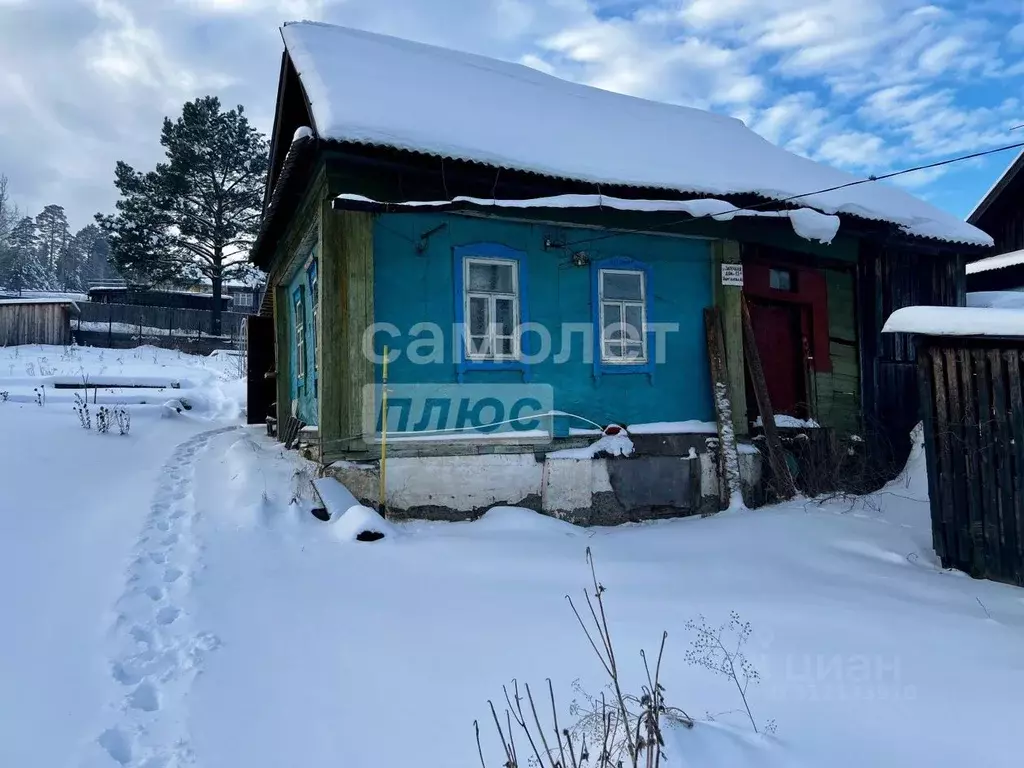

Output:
xmin=287 ymin=250 xmax=318 ymax=426
xmin=372 ymin=213 xmax=714 ymax=429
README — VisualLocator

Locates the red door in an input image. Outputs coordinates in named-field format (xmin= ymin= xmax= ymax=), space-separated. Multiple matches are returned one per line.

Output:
xmin=747 ymin=300 xmax=806 ymax=418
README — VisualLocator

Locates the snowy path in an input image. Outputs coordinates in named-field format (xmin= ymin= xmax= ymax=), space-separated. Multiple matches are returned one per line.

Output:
xmin=90 ymin=427 xmax=238 ymax=767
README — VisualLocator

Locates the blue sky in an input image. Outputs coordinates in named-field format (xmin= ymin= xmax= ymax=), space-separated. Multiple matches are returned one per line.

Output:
xmin=0 ymin=0 xmax=1022 ymax=229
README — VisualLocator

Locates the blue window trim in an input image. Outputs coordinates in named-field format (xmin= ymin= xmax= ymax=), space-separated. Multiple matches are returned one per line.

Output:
xmin=591 ymin=256 xmax=655 ymax=380
xmin=453 ymin=243 xmax=530 ymax=382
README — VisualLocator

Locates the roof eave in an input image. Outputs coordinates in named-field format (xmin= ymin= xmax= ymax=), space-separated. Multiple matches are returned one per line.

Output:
xmin=967 ymin=148 xmax=1024 ymax=225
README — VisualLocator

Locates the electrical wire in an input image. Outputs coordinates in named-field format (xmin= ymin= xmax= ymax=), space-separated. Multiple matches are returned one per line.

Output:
xmin=559 ymin=139 xmax=1024 ymax=249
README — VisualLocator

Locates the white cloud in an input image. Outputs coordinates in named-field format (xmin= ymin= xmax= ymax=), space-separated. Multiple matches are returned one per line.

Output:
xmin=0 ymin=0 xmax=1020 ymax=226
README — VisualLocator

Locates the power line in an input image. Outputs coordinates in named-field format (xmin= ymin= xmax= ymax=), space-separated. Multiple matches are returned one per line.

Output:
xmin=563 ymin=139 xmax=1024 ymax=250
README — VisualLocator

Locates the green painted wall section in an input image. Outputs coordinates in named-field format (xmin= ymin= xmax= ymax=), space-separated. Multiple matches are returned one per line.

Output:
xmin=814 ymin=267 xmax=861 ymax=435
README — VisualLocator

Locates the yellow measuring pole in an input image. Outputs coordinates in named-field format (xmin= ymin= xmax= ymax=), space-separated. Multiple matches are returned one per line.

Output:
xmin=379 ymin=346 xmax=389 ymax=518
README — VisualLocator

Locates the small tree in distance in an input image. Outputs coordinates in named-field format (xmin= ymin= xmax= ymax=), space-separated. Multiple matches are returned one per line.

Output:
xmin=98 ymin=96 xmax=268 ymax=334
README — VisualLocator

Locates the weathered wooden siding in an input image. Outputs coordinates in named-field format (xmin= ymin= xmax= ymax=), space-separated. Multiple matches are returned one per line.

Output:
xmin=918 ymin=337 xmax=1024 ymax=587
xmin=319 ymin=208 xmax=374 ymax=456
xmin=0 ymin=303 xmax=72 ymax=346
xmin=859 ymin=243 xmax=965 ymax=465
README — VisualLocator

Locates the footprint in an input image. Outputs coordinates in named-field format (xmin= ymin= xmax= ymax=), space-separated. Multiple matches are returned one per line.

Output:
xmin=162 ymin=533 xmax=179 ymax=546
xmin=98 ymin=727 xmax=132 ymax=765
xmin=156 ymin=606 xmax=180 ymax=626
xmin=144 ymin=586 xmax=164 ymax=602
xmin=111 ymin=660 xmax=142 ymax=686
xmin=156 ymin=520 xmax=170 ymax=532
xmin=128 ymin=680 xmax=160 ymax=712
xmin=131 ymin=625 xmax=154 ymax=646
xmin=162 ymin=567 xmax=183 ymax=584
xmin=150 ymin=551 xmax=167 ymax=565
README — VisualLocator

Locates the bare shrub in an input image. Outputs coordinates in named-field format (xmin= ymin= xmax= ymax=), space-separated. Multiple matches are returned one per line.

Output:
xmin=114 ymin=405 xmax=130 ymax=435
xmin=96 ymin=406 xmax=112 ymax=434
xmin=684 ymin=613 xmax=774 ymax=735
xmin=73 ymin=393 xmax=91 ymax=430
xmin=477 ymin=549 xmax=693 ymax=768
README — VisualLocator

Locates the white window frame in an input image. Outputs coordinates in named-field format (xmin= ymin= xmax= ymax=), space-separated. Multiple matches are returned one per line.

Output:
xmin=599 ymin=268 xmax=648 ymax=364
xmin=294 ymin=291 xmax=307 ymax=382
xmin=233 ymin=292 xmax=254 ymax=308
xmin=463 ymin=257 xmax=520 ymax=362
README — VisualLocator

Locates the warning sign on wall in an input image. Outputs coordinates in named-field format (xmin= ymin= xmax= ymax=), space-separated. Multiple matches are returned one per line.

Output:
xmin=721 ymin=263 xmax=744 ymax=287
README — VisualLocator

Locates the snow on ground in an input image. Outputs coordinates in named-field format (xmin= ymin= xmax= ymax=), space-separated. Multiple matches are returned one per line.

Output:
xmin=0 ymin=344 xmax=244 ymax=768
xmin=1 ymin=343 xmax=1023 ymax=768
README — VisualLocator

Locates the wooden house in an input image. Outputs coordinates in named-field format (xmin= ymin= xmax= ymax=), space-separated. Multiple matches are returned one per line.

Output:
xmin=0 ymin=298 xmax=79 ymax=346
xmin=967 ymin=150 xmax=1024 ymax=292
xmin=249 ymin=22 xmax=991 ymax=520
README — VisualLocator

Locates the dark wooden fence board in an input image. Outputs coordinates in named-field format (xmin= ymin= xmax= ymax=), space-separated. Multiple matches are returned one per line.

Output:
xmin=1008 ymin=350 xmax=1024 ymax=583
xmin=921 ymin=338 xmax=1024 ymax=586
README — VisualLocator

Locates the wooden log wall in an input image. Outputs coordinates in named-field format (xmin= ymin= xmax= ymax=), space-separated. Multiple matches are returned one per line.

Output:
xmin=918 ymin=337 xmax=1024 ymax=586
xmin=0 ymin=303 xmax=71 ymax=346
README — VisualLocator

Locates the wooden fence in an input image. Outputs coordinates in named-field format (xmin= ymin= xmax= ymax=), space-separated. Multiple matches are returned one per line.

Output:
xmin=74 ymin=301 xmax=244 ymax=342
xmin=917 ymin=337 xmax=1024 ymax=586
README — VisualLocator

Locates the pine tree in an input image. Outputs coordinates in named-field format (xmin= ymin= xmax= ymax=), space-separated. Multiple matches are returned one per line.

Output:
xmin=0 ymin=175 xmax=16 ymax=292
xmin=35 ymin=204 xmax=68 ymax=288
xmin=7 ymin=217 xmax=48 ymax=293
xmin=98 ymin=96 xmax=268 ymax=334
xmin=73 ymin=224 xmax=115 ymax=286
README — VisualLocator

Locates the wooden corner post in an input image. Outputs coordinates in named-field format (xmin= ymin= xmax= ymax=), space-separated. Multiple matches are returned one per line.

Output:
xmin=712 ymin=240 xmax=747 ymax=438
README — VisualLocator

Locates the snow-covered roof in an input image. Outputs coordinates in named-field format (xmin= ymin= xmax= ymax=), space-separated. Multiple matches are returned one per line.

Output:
xmin=883 ymin=306 xmax=1024 ymax=337
xmin=966 ymin=249 xmax=1024 ymax=275
xmin=0 ymin=297 xmax=80 ymax=311
xmin=282 ymin=21 xmax=991 ymax=248
xmin=334 ymin=193 xmax=842 ymax=244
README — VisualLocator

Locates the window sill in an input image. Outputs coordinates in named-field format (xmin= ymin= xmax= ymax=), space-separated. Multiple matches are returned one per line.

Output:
xmin=456 ymin=359 xmax=529 ymax=382
xmin=593 ymin=360 xmax=655 ymax=380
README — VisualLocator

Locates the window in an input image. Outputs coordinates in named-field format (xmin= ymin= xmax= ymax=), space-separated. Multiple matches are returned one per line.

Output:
xmin=294 ymin=288 xmax=307 ymax=382
xmin=307 ymin=260 xmax=318 ymax=376
xmin=599 ymin=268 xmax=647 ymax=363
xmin=463 ymin=257 xmax=519 ymax=360
xmin=769 ymin=268 xmax=795 ymax=292
xmin=232 ymin=292 xmax=254 ymax=308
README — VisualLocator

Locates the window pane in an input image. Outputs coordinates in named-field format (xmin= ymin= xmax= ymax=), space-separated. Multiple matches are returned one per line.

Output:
xmin=603 ymin=341 xmax=621 ymax=359
xmin=468 ymin=336 xmax=489 ymax=356
xmin=769 ymin=268 xmax=793 ymax=292
xmin=602 ymin=271 xmax=642 ymax=300
xmin=469 ymin=261 xmax=514 ymax=293
xmin=603 ymin=302 xmax=621 ymax=335
xmin=496 ymin=337 xmax=514 ymax=357
xmin=469 ymin=296 xmax=489 ymax=336
xmin=623 ymin=342 xmax=644 ymax=360
xmin=623 ymin=304 xmax=644 ymax=339
xmin=494 ymin=298 xmax=515 ymax=335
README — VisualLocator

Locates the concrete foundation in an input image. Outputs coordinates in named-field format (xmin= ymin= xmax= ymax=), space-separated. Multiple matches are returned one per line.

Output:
xmin=327 ymin=440 xmax=763 ymax=525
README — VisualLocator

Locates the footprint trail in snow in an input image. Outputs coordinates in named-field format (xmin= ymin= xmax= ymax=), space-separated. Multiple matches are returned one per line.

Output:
xmin=92 ymin=427 xmax=237 ymax=767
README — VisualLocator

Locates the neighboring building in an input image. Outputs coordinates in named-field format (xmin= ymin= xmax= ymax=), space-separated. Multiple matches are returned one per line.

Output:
xmin=87 ymin=282 xmax=263 ymax=314
xmin=0 ymin=297 xmax=79 ymax=346
xmin=967 ymin=150 xmax=1024 ymax=292
xmin=250 ymin=22 xmax=991 ymax=519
